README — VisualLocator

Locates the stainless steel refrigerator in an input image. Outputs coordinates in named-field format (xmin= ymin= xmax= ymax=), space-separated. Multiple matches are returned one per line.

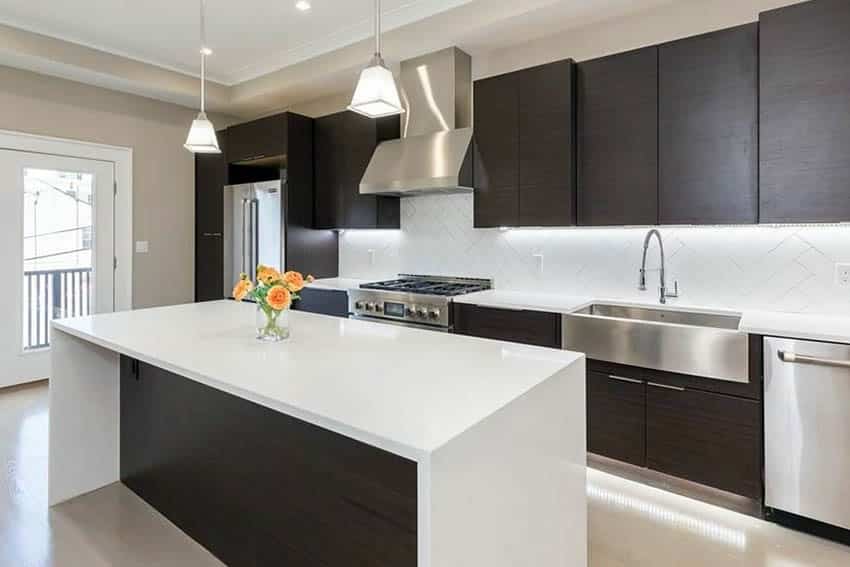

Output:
xmin=222 ymin=179 xmax=284 ymax=297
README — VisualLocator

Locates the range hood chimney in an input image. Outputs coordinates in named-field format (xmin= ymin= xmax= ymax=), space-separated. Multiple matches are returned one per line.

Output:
xmin=360 ymin=47 xmax=473 ymax=196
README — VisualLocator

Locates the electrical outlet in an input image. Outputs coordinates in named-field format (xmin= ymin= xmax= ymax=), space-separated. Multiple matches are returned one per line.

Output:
xmin=533 ymin=253 xmax=544 ymax=274
xmin=135 ymin=241 xmax=149 ymax=254
xmin=835 ymin=263 xmax=850 ymax=287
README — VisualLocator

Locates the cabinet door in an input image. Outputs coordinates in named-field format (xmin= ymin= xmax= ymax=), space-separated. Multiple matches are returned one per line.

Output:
xmin=578 ymin=47 xmax=658 ymax=226
xmin=313 ymin=112 xmax=400 ymax=229
xmin=587 ymin=371 xmax=646 ymax=466
xmin=343 ymin=113 xmax=384 ymax=228
xmin=760 ymin=0 xmax=850 ymax=223
xmin=473 ymin=72 xmax=519 ymax=228
xmin=659 ymin=24 xmax=758 ymax=224
xmin=646 ymin=383 xmax=761 ymax=498
xmin=226 ymin=115 xmax=287 ymax=163
xmin=519 ymin=60 xmax=576 ymax=226
xmin=314 ymin=113 xmax=346 ymax=229
xmin=195 ymin=135 xmax=227 ymax=302
xmin=452 ymin=303 xmax=561 ymax=348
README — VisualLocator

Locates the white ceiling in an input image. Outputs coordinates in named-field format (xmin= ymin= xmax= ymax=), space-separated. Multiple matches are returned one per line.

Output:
xmin=0 ymin=0 xmax=476 ymax=84
xmin=0 ymin=0 xmax=725 ymax=117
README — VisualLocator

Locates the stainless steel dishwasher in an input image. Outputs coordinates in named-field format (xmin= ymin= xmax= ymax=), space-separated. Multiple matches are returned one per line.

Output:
xmin=764 ymin=336 xmax=850 ymax=532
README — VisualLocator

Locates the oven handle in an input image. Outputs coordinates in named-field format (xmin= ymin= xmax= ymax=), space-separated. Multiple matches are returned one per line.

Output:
xmin=348 ymin=314 xmax=451 ymax=333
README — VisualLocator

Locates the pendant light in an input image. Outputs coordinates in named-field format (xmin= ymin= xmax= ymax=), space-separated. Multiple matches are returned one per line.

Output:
xmin=348 ymin=0 xmax=404 ymax=118
xmin=184 ymin=0 xmax=221 ymax=153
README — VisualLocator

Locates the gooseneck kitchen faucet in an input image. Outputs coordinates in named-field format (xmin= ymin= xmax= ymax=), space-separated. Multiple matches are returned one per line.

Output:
xmin=639 ymin=229 xmax=680 ymax=304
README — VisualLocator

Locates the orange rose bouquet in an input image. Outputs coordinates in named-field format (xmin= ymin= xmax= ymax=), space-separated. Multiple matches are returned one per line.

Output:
xmin=232 ymin=265 xmax=315 ymax=341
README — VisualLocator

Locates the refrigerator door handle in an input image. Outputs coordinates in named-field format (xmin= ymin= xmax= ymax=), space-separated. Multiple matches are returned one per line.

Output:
xmin=250 ymin=198 xmax=259 ymax=274
xmin=241 ymin=198 xmax=250 ymax=276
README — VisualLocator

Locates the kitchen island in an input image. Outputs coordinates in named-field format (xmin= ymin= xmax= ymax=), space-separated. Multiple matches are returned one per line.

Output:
xmin=49 ymin=300 xmax=586 ymax=567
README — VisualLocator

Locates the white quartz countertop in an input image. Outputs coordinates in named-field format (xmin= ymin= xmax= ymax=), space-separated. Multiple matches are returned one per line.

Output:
xmin=457 ymin=289 xmax=850 ymax=345
xmin=53 ymin=300 xmax=583 ymax=460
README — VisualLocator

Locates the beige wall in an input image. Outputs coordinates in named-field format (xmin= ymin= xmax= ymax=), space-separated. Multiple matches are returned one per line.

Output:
xmin=0 ymin=64 xmax=235 ymax=309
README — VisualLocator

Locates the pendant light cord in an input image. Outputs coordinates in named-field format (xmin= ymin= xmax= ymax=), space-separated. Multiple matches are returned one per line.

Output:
xmin=199 ymin=0 xmax=207 ymax=114
xmin=374 ymin=0 xmax=381 ymax=59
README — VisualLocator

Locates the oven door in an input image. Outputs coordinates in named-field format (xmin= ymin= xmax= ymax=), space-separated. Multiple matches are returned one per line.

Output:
xmin=348 ymin=314 xmax=450 ymax=333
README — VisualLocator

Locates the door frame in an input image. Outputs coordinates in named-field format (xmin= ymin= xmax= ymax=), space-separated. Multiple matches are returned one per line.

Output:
xmin=0 ymin=128 xmax=133 ymax=312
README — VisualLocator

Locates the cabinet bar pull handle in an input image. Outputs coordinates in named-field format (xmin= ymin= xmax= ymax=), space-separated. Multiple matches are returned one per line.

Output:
xmin=202 ymin=232 xmax=222 ymax=237
xmin=648 ymin=382 xmax=685 ymax=392
xmin=778 ymin=350 xmax=850 ymax=369
xmin=607 ymin=375 xmax=642 ymax=385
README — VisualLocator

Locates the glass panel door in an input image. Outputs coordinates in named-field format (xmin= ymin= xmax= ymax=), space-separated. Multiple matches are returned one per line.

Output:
xmin=0 ymin=149 xmax=114 ymax=388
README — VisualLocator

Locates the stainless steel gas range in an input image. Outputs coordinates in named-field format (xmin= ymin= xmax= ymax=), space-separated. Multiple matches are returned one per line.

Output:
xmin=349 ymin=275 xmax=492 ymax=331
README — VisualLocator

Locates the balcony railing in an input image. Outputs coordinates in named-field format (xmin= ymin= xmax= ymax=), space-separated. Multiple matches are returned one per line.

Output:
xmin=23 ymin=267 xmax=92 ymax=350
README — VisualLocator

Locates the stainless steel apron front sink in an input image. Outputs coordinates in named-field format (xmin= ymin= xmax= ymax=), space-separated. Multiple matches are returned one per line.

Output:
xmin=562 ymin=304 xmax=749 ymax=383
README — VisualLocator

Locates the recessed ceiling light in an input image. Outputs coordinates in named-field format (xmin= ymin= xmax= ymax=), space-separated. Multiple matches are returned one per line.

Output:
xmin=295 ymin=0 xmax=311 ymax=11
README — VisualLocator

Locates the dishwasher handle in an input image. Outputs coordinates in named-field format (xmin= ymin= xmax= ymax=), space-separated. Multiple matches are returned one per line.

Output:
xmin=777 ymin=349 xmax=850 ymax=369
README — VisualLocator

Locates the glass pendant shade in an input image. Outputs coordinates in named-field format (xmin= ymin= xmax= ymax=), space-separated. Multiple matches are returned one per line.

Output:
xmin=184 ymin=111 xmax=221 ymax=153
xmin=348 ymin=58 xmax=404 ymax=118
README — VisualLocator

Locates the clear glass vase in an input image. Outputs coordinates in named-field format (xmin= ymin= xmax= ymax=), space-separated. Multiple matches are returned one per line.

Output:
xmin=256 ymin=305 xmax=290 ymax=342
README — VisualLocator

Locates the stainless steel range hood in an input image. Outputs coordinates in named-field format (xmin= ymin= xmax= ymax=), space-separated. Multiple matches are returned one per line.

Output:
xmin=360 ymin=47 xmax=473 ymax=196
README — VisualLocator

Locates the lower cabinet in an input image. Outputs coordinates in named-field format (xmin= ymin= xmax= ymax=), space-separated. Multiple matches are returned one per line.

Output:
xmin=646 ymin=383 xmax=761 ymax=499
xmin=451 ymin=303 xmax=561 ymax=348
xmin=587 ymin=371 xmax=646 ymax=467
xmin=586 ymin=361 xmax=763 ymax=499
xmin=291 ymin=288 xmax=349 ymax=318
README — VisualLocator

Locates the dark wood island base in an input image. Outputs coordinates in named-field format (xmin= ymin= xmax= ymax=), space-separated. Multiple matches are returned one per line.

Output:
xmin=119 ymin=356 xmax=418 ymax=566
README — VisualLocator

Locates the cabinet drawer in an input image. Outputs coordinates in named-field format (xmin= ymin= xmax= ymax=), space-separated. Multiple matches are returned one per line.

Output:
xmin=292 ymin=288 xmax=349 ymax=318
xmin=587 ymin=371 xmax=646 ymax=466
xmin=452 ymin=304 xmax=561 ymax=348
xmin=646 ymin=383 xmax=761 ymax=498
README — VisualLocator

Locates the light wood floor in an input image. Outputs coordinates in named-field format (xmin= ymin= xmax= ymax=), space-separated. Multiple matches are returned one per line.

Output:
xmin=3 ymin=381 xmax=850 ymax=566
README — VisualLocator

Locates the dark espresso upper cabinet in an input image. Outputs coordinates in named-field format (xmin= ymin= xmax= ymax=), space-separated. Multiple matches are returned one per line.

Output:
xmin=226 ymin=114 xmax=287 ymax=164
xmin=519 ymin=60 xmax=577 ymax=226
xmin=473 ymin=71 xmax=520 ymax=228
xmin=578 ymin=47 xmax=659 ymax=226
xmin=314 ymin=111 xmax=400 ymax=229
xmin=659 ymin=24 xmax=758 ymax=225
xmin=760 ymin=0 xmax=850 ymax=223
xmin=474 ymin=59 xmax=576 ymax=228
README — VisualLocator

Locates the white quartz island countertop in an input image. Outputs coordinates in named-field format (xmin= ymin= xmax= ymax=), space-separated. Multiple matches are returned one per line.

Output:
xmin=50 ymin=300 xmax=587 ymax=567
xmin=53 ymin=300 xmax=582 ymax=459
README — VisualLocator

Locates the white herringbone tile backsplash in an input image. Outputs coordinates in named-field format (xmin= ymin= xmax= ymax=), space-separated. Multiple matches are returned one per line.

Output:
xmin=339 ymin=193 xmax=850 ymax=315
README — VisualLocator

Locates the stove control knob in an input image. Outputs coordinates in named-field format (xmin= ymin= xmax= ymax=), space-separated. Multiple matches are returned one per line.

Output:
xmin=355 ymin=301 xmax=366 ymax=310
xmin=406 ymin=306 xmax=417 ymax=317
xmin=374 ymin=303 xmax=383 ymax=313
xmin=417 ymin=307 xmax=429 ymax=318
xmin=366 ymin=302 xmax=376 ymax=312
xmin=428 ymin=308 xmax=441 ymax=319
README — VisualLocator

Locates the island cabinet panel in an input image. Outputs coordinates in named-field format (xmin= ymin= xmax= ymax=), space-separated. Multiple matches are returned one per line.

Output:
xmin=760 ymin=0 xmax=850 ymax=223
xmin=314 ymin=111 xmax=401 ymax=229
xmin=473 ymin=59 xmax=576 ymax=228
xmin=587 ymin=371 xmax=646 ymax=467
xmin=291 ymin=288 xmax=350 ymax=318
xmin=195 ymin=131 xmax=227 ymax=302
xmin=120 ymin=357 xmax=417 ymax=567
xmin=646 ymin=383 xmax=762 ymax=499
xmin=452 ymin=303 xmax=561 ymax=348
xmin=226 ymin=114 xmax=287 ymax=163
xmin=577 ymin=47 xmax=659 ymax=226
xmin=659 ymin=24 xmax=759 ymax=225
